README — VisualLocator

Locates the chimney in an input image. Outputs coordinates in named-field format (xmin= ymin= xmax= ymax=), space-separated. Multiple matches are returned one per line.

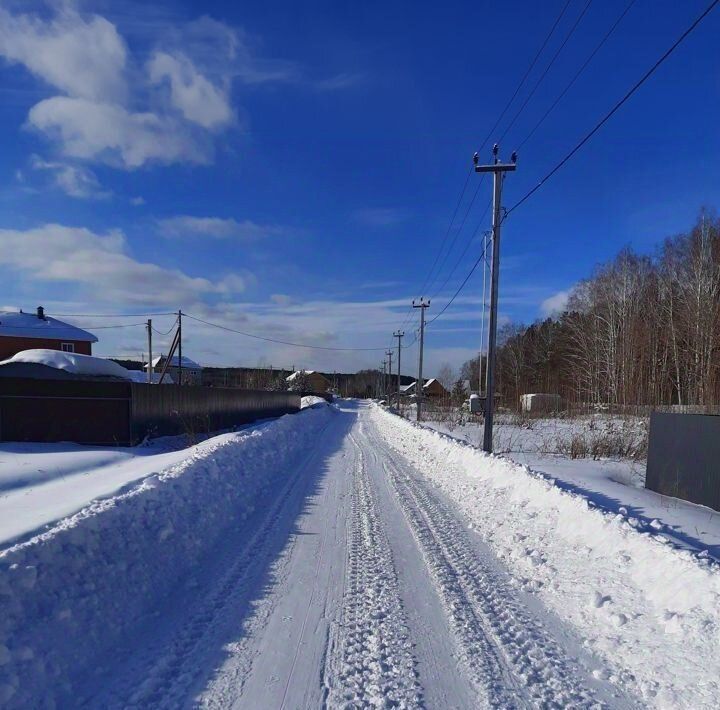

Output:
xmin=37 ymin=306 xmax=46 ymax=320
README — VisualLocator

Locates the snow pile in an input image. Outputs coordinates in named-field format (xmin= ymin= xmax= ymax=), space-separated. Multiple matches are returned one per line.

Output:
xmin=375 ymin=408 xmax=720 ymax=708
xmin=0 ymin=349 xmax=132 ymax=380
xmin=301 ymin=395 xmax=327 ymax=408
xmin=0 ymin=405 xmax=332 ymax=708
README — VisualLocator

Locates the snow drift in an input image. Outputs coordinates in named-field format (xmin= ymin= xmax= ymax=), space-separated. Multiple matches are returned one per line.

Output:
xmin=375 ymin=407 xmax=720 ymax=708
xmin=0 ymin=404 xmax=333 ymax=708
xmin=0 ymin=349 xmax=132 ymax=380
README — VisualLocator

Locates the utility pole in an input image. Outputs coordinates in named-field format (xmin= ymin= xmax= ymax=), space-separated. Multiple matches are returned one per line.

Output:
xmin=394 ymin=330 xmax=404 ymax=414
xmin=177 ymin=310 xmax=183 ymax=386
xmin=413 ymin=298 xmax=430 ymax=422
xmin=386 ymin=350 xmax=394 ymax=401
xmin=474 ymin=144 xmax=516 ymax=453
xmin=147 ymin=319 xmax=153 ymax=384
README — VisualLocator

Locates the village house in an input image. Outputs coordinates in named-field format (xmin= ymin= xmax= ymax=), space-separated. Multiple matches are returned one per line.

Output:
xmin=286 ymin=370 xmax=332 ymax=392
xmin=0 ymin=307 xmax=97 ymax=360
xmin=399 ymin=378 xmax=449 ymax=399
xmin=145 ymin=354 xmax=203 ymax=386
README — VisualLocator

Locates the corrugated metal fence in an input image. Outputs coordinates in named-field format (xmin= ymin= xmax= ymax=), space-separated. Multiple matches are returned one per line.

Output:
xmin=0 ymin=378 xmax=300 ymax=446
xmin=646 ymin=411 xmax=720 ymax=511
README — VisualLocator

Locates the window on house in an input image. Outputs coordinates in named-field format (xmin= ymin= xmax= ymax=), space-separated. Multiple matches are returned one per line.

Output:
xmin=61 ymin=343 xmax=75 ymax=353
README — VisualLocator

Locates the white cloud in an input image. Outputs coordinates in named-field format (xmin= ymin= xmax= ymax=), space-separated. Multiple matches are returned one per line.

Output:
xmin=29 ymin=155 xmax=109 ymax=199
xmin=147 ymin=51 xmax=232 ymax=129
xmin=157 ymin=216 xmax=281 ymax=240
xmin=28 ymin=97 xmax=208 ymax=168
xmin=130 ymin=196 xmax=146 ymax=206
xmin=0 ymin=6 xmax=127 ymax=102
xmin=0 ymin=224 xmax=244 ymax=305
xmin=540 ymin=290 xmax=570 ymax=317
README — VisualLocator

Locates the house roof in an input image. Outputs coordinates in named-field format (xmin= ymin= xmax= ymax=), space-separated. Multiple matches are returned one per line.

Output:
xmin=0 ymin=311 xmax=97 ymax=342
xmin=423 ymin=378 xmax=439 ymax=389
xmin=400 ymin=382 xmax=416 ymax=392
xmin=146 ymin=354 xmax=202 ymax=370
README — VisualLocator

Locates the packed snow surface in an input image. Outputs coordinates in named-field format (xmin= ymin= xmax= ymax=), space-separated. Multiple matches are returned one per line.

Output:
xmin=2 ymin=400 xmax=719 ymax=708
xmin=0 ymin=349 xmax=132 ymax=379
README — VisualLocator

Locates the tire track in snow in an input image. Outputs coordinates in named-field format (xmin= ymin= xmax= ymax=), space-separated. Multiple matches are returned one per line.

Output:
xmin=372 ymin=425 xmax=608 ymax=709
xmin=323 ymin=431 xmax=422 ymax=708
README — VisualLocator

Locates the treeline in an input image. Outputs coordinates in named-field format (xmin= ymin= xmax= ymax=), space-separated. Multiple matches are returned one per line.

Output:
xmin=461 ymin=211 xmax=720 ymax=409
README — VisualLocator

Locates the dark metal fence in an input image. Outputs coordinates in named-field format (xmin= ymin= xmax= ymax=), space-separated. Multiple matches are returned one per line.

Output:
xmin=646 ymin=412 xmax=720 ymax=511
xmin=0 ymin=377 xmax=300 ymax=446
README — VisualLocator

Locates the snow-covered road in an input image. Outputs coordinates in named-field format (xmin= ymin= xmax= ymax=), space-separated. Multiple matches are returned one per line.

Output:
xmin=3 ymin=400 xmax=719 ymax=708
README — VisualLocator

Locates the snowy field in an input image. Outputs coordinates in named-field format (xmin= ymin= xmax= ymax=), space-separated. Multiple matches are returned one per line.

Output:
xmin=420 ymin=415 xmax=720 ymax=560
xmin=1 ymin=400 xmax=719 ymax=707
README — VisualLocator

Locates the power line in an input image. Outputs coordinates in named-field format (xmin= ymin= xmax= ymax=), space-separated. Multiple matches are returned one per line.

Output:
xmin=426 ymin=234 xmax=492 ymax=327
xmin=431 ymin=199 xmax=493 ymax=300
xmin=498 ymin=0 xmax=594 ymax=145
xmin=183 ymin=313 xmax=390 ymax=352
xmin=516 ymin=0 xmax=638 ymax=151
xmin=478 ymin=0 xmax=574 ymax=151
xmin=47 ymin=311 xmax=177 ymax=317
xmin=507 ymin=0 xmax=720 ymax=216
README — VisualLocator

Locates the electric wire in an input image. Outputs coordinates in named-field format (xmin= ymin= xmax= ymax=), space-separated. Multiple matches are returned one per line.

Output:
xmin=497 ymin=0 xmax=594 ymax=145
xmin=515 ymin=0 xmax=638 ymax=151
xmin=183 ymin=313 xmax=391 ymax=352
xmin=506 ymin=0 xmax=720 ymax=217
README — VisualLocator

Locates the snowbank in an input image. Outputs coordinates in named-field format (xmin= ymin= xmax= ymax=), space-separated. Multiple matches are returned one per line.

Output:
xmin=0 ymin=349 xmax=131 ymax=379
xmin=375 ymin=407 xmax=720 ymax=708
xmin=0 ymin=406 xmax=332 ymax=708
xmin=301 ymin=395 xmax=327 ymax=409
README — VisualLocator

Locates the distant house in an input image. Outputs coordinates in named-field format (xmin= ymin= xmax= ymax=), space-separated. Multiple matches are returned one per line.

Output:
xmin=146 ymin=354 xmax=202 ymax=386
xmin=423 ymin=378 xmax=448 ymax=399
xmin=286 ymin=370 xmax=331 ymax=392
xmin=399 ymin=378 xmax=448 ymax=399
xmin=0 ymin=307 xmax=97 ymax=361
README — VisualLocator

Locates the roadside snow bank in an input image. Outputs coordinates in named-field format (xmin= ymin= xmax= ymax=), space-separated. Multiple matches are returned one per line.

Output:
xmin=301 ymin=395 xmax=328 ymax=408
xmin=374 ymin=408 xmax=720 ymax=708
xmin=0 ymin=406 xmax=332 ymax=708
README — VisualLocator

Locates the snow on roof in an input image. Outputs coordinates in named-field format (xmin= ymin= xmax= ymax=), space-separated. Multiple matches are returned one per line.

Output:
xmin=0 ymin=349 xmax=132 ymax=379
xmin=423 ymin=378 xmax=438 ymax=388
xmin=400 ymin=382 xmax=416 ymax=392
xmin=286 ymin=370 xmax=316 ymax=382
xmin=0 ymin=311 xmax=97 ymax=342
xmin=146 ymin=354 xmax=202 ymax=370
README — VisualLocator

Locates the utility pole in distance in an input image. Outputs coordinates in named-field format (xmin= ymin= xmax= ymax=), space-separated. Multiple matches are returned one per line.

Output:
xmin=413 ymin=298 xmax=430 ymax=422
xmin=177 ymin=310 xmax=183 ymax=386
xmin=147 ymin=319 xmax=153 ymax=384
xmin=474 ymin=144 xmax=516 ymax=453
xmin=386 ymin=350 xmax=393 ymax=401
xmin=393 ymin=330 xmax=404 ymax=414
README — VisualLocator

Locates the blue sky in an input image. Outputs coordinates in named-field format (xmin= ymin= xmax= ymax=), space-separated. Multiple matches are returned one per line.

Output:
xmin=0 ymin=0 xmax=719 ymax=376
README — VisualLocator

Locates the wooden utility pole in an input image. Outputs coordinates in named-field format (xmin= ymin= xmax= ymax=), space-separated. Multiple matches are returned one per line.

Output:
xmin=386 ymin=350 xmax=393 ymax=400
xmin=147 ymin=319 xmax=153 ymax=384
xmin=474 ymin=145 xmax=516 ymax=453
xmin=177 ymin=310 xmax=183 ymax=386
xmin=394 ymin=330 xmax=404 ymax=414
xmin=413 ymin=298 xmax=430 ymax=422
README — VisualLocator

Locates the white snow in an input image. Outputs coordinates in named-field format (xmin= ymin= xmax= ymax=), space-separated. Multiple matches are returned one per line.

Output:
xmin=0 ymin=311 xmax=97 ymax=342
xmin=3 ymin=399 xmax=720 ymax=708
xmin=0 ymin=406 xmax=333 ymax=708
xmin=376 ymin=407 xmax=720 ymax=707
xmin=146 ymin=354 xmax=201 ymax=370
xmin=300 ymin=395 xmax=327 ymax=408
xmin=286 ymin=369 xmax=315 ymax=382
xmin=0 ymin=349 xmax=132 ymax=379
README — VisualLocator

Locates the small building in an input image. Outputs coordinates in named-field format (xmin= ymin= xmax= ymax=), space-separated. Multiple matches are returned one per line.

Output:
xmin=520 ymin=393 xmax=561 ymax=414
xmin=398 ymin=378 xmax=448 ymax=399
xmin=286 ymin=370 xmax=331 ymax=392
xmin=146 ymin=354 xmax=202 ymax=386
xmin=423 ymin=378 xmax=448 ymax=399
xmin=0 ymin=307 xmax=97 ymax=360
